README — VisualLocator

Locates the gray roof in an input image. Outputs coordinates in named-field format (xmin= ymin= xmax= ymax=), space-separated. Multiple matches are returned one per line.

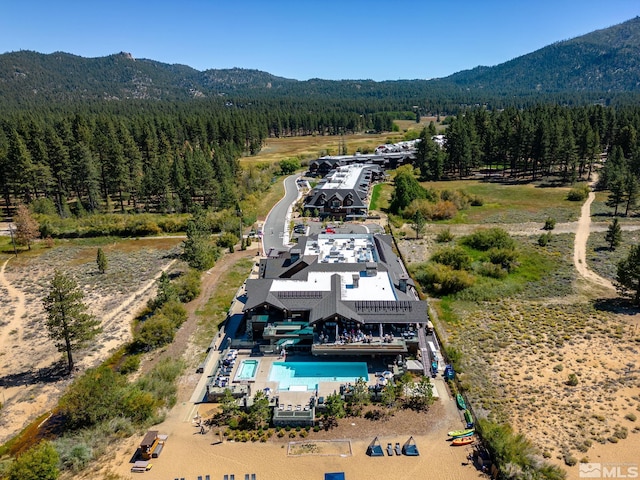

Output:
xmin=244 ymin=233 xmax=427 ymax=326
xmin=304 ymin=189 xmax=367 ymax=209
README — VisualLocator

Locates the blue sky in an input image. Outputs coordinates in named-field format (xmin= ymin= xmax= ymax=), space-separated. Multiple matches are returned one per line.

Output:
xmin=1 ymin=0 xmax=638 ymax=81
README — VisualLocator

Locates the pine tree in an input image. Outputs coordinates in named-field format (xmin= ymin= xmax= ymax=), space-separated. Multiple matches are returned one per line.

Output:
xmin=623 ymin=175 xmax=638 ymax=216
xmin=13 ymin=203 xmax=40 ymax=250
xmin=96 ymin=248 xmax=108 ymax=274
xmin=605 ymin=218 xmax=622 ymax=250
xmin=606 ymin=167 xmax=626 ymax=217
xmin=616 ymin=244 xmax=640 ymax=305
xmin=43 ymin=271 xmax=101 ymax=374
xmin=411 ymin=211 xmax=426 ymax=239
xmin=182 ymin=208 xmax=219 ymax=270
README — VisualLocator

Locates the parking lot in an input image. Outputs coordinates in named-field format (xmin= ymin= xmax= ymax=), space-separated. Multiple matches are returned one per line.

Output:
xmin=291 ymin=220 xmax=385 ymax=238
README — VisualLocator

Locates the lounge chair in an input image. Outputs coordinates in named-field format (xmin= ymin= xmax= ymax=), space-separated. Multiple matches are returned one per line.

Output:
xmin=245 ymin=475 xmax=250 ymax=480
xmin=198 ymin=476 xmax=203 ymax=480
xmin=366 ymin=436 xmax=384 ymax=457
xmin=224 ymin=475 xmax=228 ymax=480
xmin=251 ymin=475 xmax=256 ymax=480
xmin=386 ymin=443 xmax=393 ymax=456
xmin=206 ymin=476 xmax=211 ymax=480
xmin=395 ymin=442 xmax=402 ymax=455
xmin=231 ymin=475 xmax=235 ymax=480
xmin=402 ymin=436 xmax=419 ymax=456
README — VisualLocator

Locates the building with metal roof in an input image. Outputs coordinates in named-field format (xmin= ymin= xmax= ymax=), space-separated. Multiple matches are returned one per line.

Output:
xmin=243 ymin=233 xmax=427 ymax=356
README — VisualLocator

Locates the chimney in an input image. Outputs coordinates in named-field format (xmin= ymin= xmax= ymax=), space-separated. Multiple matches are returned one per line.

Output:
xmin=352 ymin=274 xmax=360 ymax=288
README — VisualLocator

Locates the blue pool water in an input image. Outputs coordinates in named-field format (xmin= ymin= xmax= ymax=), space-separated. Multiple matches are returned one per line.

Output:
xmin=269 ymin=361 xmax=369 ymax=391
xmin=236 ymin=360 xmax=259 ymax=380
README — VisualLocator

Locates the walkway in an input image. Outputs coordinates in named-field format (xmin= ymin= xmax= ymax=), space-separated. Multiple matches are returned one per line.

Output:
xmin=573 ymin=176 xmax=615 ymax=291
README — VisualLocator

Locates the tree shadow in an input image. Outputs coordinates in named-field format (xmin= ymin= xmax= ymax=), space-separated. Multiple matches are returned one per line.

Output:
xmin=593 ymin=298 xmax=640 ymax=316
xmin=0 ymin=360 xmax=68 ymax=388
xmin=594 ymin=246 xmax=612 ymax=253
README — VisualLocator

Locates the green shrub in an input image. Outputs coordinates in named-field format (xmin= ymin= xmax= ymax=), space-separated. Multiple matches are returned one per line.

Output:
xmin=543 ymin=217 xmax=556 ymax=230
xmin=477 ymin=262 xmax=508 ymax=279
xmin=624 ymin=413 xmax=637 ymax=422
xmin=7 ymin=441 xmax=59 ymax=480
xmin=134 ymin=314 xmax=175 ymax=350
xmin=217 ymin=232 xmax=239 ymax=249
xmin=614 ymin=426 xmax=628 ymax=439
xmin=118 ymin=354 xmax=141 ymax=374
xmin=31 ymin=198 xmax=58 ymax=216
xmin=461 ymin=228 xmax=515 ymax=251
xmin=564 ymin=454 xmax=578 ymax=466
xmin=136 ymin=358 xmax=184 ymax=407
xmin=156 ymin=216 xmax=188 ymax=233
xmin=59 ymin=366 xmax=126 ymax=429
xmin=470 ymin=195 xmax=484 ymax=206
xmin=54 ymin=439 xmax=93 ymax=473
xmin=435 ymin=228 xmax=454 ymax=243
xmin=567 ymin=373 xmax=579 ymax=386
xmin=175 ymin=269 xmax=202 ymax=302
xmin=439 ymin=189 xmax=469 ymax=210
xmin=430 ymin=246 xmax=472 ymax=270
xmin=538 ymin=232 xmax=552 ymax=246
xmin=119 ymin=387 xmax=156 ymax=422
xmin=414 ymin=263 xmax=475 ymax=295
xmin=123 ymin=216 xmax=162 ymax=236
xmin=567 ymin=183 xmax=590 ymax=201
xmin=487 ymin=248 xmax=519 ymax=272
xmin=159 ymin=301 xmax=188 ymax=329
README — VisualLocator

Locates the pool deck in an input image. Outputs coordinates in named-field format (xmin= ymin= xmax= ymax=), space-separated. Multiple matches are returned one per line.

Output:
xmin=229 ymin=354 xmax=375 ymax=408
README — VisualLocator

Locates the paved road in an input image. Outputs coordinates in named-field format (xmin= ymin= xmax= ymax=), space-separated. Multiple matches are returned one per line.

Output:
xmin=262 ymin=175 xmax=300 ymax=254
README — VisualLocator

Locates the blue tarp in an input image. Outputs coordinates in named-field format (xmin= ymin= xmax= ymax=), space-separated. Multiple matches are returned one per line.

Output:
xmin=325 ymin=473 xmax=345 ymax=480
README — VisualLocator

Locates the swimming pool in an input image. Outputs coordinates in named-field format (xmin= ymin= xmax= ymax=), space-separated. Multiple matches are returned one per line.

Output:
xmin=235 ymin=359 xmax=259 ymax=381
xmin=269 ymin=361 xmax=369 ymax=391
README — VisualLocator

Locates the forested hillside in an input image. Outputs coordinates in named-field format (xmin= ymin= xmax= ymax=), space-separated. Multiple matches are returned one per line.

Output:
xmin=2 ymin=17 xmax=640 ymax=110
xmin=445 ymin=16 xmax=640 ymax=93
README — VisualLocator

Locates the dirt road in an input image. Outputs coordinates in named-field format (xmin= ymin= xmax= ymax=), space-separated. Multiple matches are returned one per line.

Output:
xmin=572 ymin=176 xmax=616 ymax=291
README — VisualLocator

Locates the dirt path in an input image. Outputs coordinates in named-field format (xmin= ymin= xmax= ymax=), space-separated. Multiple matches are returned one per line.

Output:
xmin=141 ymin=244 xmax=260 ymax=376
xmin=573 ymin=176 xmax=616 ymax=291
xmin=0 ymin=258 xmax=27 ymax=370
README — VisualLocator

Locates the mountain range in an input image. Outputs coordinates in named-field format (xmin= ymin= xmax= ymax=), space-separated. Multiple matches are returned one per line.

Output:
xmin=1 ymin=16 xmax=639 ymax=106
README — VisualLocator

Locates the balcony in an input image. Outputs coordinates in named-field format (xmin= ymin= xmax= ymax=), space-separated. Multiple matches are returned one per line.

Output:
xmin=312 ymin=338 xmax=407 ymax=356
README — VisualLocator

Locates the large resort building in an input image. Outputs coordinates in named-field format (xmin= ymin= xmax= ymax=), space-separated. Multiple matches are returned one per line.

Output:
xmin=304 ymin=146 xmax=416 ymax=219
xmin=303 ymin=164 xmax=383 ymax=220
xmin=243 ymin=233 xmax=427 ymax=357
xmin=202 ymin=143 xmax=438 ymax=424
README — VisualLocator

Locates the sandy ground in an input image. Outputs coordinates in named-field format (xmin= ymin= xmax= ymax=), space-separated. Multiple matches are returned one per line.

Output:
xmin=94 ymin=386 xmax=485 ymax=480
xmin=0 ymin=240 xmax=180 ymax=444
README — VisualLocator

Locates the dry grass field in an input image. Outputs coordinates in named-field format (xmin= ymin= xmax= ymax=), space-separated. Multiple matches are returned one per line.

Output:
xmin=241 ymin=116 xmax=437 ymax=167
